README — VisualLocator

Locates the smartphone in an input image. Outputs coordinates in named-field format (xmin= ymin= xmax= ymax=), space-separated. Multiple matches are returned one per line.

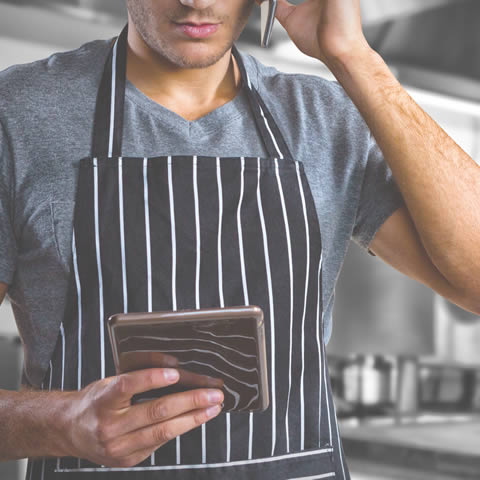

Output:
xmin=261 ymin=0 xmax=277 ymax=47
xmin=107 ymin=305 xmax=269 ymax=413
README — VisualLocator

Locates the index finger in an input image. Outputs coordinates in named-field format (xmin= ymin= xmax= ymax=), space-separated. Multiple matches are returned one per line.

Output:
xmin=101 ymin=368 xmax=180 ymax=408
xmin=121 ymin=351 xmax=179 ymax=371
xmin=176 ymin=368 xmax=224 ymax=389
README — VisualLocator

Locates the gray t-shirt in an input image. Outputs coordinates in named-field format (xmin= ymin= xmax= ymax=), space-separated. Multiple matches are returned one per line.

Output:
xmin=0 ymin=38 xmax=405 ymax=388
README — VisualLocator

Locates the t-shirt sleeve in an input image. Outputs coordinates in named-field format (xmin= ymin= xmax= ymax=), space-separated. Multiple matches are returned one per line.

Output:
xmin=352 ymin=133 xmax=405 ymax=256
xmin=0 ymin=120 xmax=18 ymax=286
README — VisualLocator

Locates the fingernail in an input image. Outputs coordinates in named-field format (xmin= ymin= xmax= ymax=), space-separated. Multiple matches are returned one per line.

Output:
xmin=206 ymin=405 xmax=221 ymax=418
xmin=164 ymin=369 xmax=179 ymax=382
xmin=207 ymin=390 xmax=223 ymax=404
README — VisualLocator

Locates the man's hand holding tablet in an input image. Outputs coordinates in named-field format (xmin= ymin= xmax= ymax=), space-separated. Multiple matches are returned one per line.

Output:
xmin=59 ymin=367 xmax=224 ymax=468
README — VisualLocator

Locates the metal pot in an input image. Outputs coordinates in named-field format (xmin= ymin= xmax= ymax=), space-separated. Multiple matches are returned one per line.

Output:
xmin=342 ymin=354 xmax=392 ymax=407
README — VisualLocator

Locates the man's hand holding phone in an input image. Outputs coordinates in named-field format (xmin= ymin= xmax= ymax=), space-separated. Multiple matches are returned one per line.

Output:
xmin=60 ymin=368 xmax=223 ymax=468
xmin=264 ymin=0 xmax=370 ymax=66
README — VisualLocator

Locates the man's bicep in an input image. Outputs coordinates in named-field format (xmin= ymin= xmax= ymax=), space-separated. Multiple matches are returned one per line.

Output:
xmin=369 ymin=205 xmax=480 ymax=315
xmin=351 ymin=134 xmax=405 ymax=253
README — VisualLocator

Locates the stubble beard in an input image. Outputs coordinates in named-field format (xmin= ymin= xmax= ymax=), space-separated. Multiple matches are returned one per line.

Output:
xmin=127 ymin=1 xmax=255 ymax=69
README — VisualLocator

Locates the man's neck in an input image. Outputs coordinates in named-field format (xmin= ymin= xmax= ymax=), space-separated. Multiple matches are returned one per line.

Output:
xmin=125 ymin=29 xmax=242 ymax=122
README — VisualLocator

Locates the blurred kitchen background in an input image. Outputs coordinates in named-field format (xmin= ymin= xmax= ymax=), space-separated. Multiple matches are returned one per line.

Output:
xmin=1 ymin=1 xmax=480 ymax=479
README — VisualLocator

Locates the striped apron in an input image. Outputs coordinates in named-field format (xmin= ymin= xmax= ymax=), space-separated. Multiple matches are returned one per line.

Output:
xmin=26 ymin=24 xmax=351 ymax=480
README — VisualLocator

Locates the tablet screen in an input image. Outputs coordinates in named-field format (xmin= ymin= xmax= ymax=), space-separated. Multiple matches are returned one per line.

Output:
xmin=109 ymin=309 xmax=268 ymax=412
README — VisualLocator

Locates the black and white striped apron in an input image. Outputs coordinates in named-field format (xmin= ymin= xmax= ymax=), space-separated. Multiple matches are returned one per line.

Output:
xmin=26 ymin=24 xmax=351 ymax=480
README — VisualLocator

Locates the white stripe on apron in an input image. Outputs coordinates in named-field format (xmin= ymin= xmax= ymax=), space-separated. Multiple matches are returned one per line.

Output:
xmin=118 ymin=157 xmax=128 ymax=312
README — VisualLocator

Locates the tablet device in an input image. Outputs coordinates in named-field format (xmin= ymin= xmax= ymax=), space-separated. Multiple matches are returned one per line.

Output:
xmin=107 ymin=305 xmax=269 ymax=413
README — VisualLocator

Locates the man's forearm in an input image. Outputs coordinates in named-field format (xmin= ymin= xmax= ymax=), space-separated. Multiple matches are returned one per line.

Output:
xmin=0 ymin=388 xmax=72 ymax=461
xmin=326 ymin=47 xmax=480 ymax=297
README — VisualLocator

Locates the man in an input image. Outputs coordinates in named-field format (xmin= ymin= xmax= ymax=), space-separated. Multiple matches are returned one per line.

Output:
xmin=0 ymin=0 xmax=479 ymax=479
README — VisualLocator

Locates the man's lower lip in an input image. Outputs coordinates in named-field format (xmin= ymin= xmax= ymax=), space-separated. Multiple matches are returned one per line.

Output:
xmin=175 ymin=23 xmax=220 ymax=38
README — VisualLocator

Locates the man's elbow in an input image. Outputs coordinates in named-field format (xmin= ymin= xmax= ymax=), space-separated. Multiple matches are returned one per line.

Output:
xmin=453 ymin=286 xmax=480 ymax=317
xmin=0 ymin=282 xmax=8 ymax=306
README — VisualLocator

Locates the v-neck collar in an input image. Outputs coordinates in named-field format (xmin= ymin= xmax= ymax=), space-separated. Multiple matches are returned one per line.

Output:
xmin=124 ymin=49 xmax=257 ymax=137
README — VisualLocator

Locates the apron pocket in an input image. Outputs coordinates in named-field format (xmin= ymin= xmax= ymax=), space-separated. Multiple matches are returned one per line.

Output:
xmin=164 ymin=446 xmax=337 ymax=480
xmin=49 ymin=446 xmax=336 ymax=479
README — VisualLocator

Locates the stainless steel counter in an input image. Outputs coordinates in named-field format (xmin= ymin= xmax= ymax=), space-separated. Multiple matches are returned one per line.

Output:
xmin=349 ymin=459 xmax=467 ymax=480
xmin=341 ymin=414 xmax=480 ymax=479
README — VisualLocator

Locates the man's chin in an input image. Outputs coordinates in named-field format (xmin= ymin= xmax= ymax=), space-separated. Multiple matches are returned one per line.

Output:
xmin=165 ymin=43 xmax=232 ymax=69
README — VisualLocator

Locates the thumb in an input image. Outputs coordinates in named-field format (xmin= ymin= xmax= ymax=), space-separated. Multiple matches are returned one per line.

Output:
xmin=274 ymin=0 xmax=296 ymax=29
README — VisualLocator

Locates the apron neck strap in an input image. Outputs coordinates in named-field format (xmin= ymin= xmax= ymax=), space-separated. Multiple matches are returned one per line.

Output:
xmin=231 ymin=43 xmax=293 ymax=160
xmin=91 ymin=25 xmax=128 ymax=158
xmin=91 ymin=23 xmax=293 ymax=160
